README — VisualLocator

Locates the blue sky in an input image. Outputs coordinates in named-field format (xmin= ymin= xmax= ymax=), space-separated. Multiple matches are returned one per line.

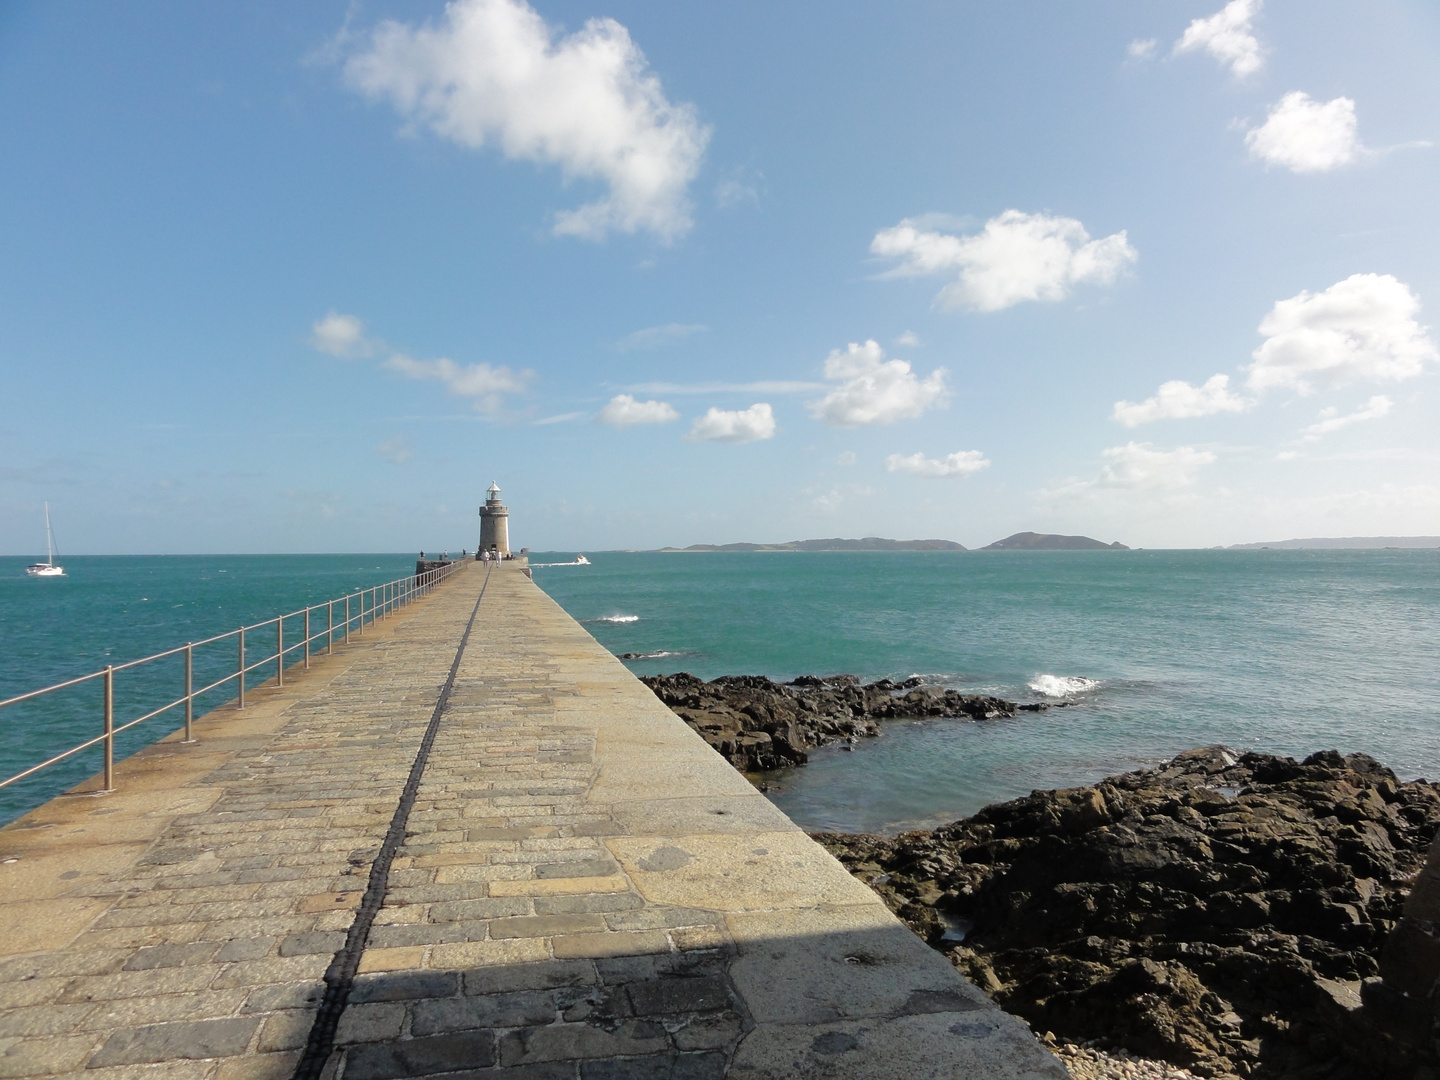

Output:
xmin=2 ymin=0 xmax=1438 ymax=553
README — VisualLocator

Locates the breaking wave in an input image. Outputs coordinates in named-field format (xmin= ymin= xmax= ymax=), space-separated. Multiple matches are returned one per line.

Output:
xmin=590 ymin=614 xmax=640 ymax=624
xmin=1028 ymin=674 xmax=1100 ymax=698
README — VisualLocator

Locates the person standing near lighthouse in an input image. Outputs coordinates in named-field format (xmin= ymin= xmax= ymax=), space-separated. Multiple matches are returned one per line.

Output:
xmin=478 ymin=481 xmax=510 ymax=559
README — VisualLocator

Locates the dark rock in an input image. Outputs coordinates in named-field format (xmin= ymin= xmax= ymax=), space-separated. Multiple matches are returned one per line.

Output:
xmin=815 ymin=747 xmax=1440 ymax=1079
xmin=639 ymin=672 xmax=1040 ymax=773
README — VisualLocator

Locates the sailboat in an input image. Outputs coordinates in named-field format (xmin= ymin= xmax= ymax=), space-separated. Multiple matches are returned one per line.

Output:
xmin=25 ymin=503 xmax=65 ymax=577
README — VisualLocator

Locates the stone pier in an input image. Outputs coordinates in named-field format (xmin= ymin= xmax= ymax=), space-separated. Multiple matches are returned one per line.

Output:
xmin=0 ymin=562 xmax=1066 ymax=1080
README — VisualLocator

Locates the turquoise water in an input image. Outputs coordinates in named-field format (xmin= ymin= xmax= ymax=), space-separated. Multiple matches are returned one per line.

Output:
xmin=530 ymin=550 xmax=1440 ymax=834
xmin=6 ymin=550 xmax=1438 ymax=837
xmin=0 ymin=554 xmax=418 ymax=823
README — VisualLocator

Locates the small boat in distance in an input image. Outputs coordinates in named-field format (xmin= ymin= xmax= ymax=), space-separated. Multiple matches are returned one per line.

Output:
xmin=25 ymin=503 xmax=65 ymax=577
xmin=575 ymin=555 xmax=591 ymax=565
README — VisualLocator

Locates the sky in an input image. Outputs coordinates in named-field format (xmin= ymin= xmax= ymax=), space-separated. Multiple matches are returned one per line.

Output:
xmin=2 ymin=0 xmax=1438 ymax=553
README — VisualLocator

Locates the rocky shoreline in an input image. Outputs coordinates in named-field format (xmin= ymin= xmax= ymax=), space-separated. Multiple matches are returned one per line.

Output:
xmin=815 ymin=747 xmax=1440 ymax=1079
xmin=639 ymin=671 xmax=1052 ymax=772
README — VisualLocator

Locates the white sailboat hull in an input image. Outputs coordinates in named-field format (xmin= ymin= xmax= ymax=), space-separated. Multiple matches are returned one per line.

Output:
xmin=26 ymin=503 xmax=65 ymax=577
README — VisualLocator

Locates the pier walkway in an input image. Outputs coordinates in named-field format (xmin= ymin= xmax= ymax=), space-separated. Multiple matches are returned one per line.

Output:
xmin=1 ymin=562 xmax=1065 ymax=1080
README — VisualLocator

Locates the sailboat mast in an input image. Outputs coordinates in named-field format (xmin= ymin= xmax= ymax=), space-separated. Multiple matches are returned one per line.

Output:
xmin=44 ymin=502 xmax=54 ymax=566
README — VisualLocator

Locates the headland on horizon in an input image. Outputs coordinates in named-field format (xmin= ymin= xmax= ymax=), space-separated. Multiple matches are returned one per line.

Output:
xmin=657 ymin=536 xmax=967 ymax=552
xmin=655 ymin=532 xmax=1131 ymax=552
xmin=1226 ymin=535 xmax=1440 ymax=550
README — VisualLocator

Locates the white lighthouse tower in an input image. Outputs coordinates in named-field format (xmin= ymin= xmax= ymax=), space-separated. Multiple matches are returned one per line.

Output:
xmin=478 ymin=482 xmax=510 ymax=558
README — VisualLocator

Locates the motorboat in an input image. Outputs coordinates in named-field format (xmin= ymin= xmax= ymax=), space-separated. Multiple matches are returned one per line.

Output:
xmin=25 ymin=503 xmax=64 ymax=577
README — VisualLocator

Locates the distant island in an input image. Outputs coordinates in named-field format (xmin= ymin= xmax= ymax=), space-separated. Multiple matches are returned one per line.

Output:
xmin=1227 ymin=536 xmax=1440 ymax=550
xmin=658 ymin=537 xmax=966 ymax=552
xmin=982 ymin=532 xmax=1128 ymax=551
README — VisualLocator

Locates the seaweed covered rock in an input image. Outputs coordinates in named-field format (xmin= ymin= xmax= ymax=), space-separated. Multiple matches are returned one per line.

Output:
xmin=640 ymin=672 xmax=1028 ymax=772
xmin=817 ymin=747 xmax=1440 ymax=1079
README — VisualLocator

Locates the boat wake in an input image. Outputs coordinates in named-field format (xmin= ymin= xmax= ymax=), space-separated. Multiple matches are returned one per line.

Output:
xmin=532 ymin=555 xmax=591 ymax=568
xmin=587 ymin=614 xmax=639 ymax=624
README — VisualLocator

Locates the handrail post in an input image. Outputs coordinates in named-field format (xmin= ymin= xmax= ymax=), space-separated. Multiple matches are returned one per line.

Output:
xmin=327 ymin=600 xmax=334 ymax=654
xmin=238 ymin=627 xmax=246 ymax=710
xmin=184 ymin=643 xmax=194 ymax=742
xmin=344 ymin=596 xmax=350 ymax=644
xmin=277 ymin=617 xmax=284 ymax=688
xmin=304 ymin=608 xmax=311 ymax=670
xmin=103 ymin=666 xmax=114 ymax=791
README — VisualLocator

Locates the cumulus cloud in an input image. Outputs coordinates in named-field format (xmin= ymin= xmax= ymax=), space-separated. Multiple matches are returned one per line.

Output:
xmin=374 ymin=436 xmax=413 ymax=464
xmin=686 ymin=403 xmax=775 ymax=444
xmin=885 ymin=450 xmax=991 ymax=478
xmin=872 ymin=210 xmax=1137 ymax=312
xmin=343 ymin=0 xmax=709 ymax=241
xmin=308 ymin=311 xmax=531 ymax=417
xmin=1173 ymin=0 xmax=1264 ymax=78
xmin=310 ymin=312 xmax=374 ymax=357
xmin=1128 ymin=39 xmax=1157 ymax=61
xmin=1097 ymin=442 xmax=1216 ymax=489
xmin=383 ymin=354 xmax=531 ymax=415
xmin=613 ymin=323 xmax=706 ymax=352
xmin=1245 ymin=92 xmax=1360 ymax=173
xmin=596 ymin=394 xmax=679 ymax=426
xmin=1247 ymin=274 xmax=1437 ymax=393
xmin=1302 ymin=395 xmax=1393 ymax=439
xmin=808 ymin=340 xmax=948 ymax=427
xmin=1111 ymin=374 xmax=1251 ymax=427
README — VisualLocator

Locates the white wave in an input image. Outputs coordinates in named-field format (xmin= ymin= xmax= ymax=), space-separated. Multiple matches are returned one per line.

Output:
xmin=594 ymin=614 xmax=639 ymax=624
xmin=1028 ymin=674 xmax=1100 ymax=698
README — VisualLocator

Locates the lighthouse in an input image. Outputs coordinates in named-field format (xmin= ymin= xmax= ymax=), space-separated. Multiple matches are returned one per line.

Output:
xmin=478 ymin=481 xmax=510 ymax=558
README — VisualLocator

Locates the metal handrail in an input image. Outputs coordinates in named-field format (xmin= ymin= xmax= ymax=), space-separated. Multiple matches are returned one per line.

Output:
xmin=0 ymin=558 xmax=472 ymax=795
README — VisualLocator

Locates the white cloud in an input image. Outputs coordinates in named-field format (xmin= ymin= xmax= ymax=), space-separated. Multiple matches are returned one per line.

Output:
xmin=596 ymin=394 xmax=679 ymax=427
xmin=1174 ymin=0 xmax=1264 ymax=78
xmin=1302 ymin=395 xmax=1393 ymax=439
xmin=374 ymin=436 xmax=413 ymax=464
xmin=1247 ymin=274 xmax=1437 ymax=393
xmin=614 ymin=323 xmax=706 ymax=352
xmin=383 ymin=354 xmax=530 ymax=415
xmin=808 ymin=340 xmax=948 ymax=427
xmin=810 ymin=483 xmax=873 ymax=514
xmin=686 ymin=403 xmax=775 ymax=444
xmin=310 ymin=312 xmax=374 ymax=357
xmin=1245 ymin=92 xmax=1360 ymax=173
xmin=534 ymin=411 xmax=586 ymax=425
xmin=836 ymin=451 xmax=857 ymax=466
xmin=885 ymin=450 xmax=991 ymax=478
xmin=1111 ymin=374 xmax=1251 ymax=427
xmin=715 ymin=174 xmax=761 ymax=209
xmin=895 ymin=330 xmax=920 ymax=347
xmin=872 ymin=210 xmax=1137 ymax=312
xmin=344 ymin=0 xmax=709 ymax=241
xmin=1128 ymin=39 xmax=1157 ymax=61
xmin=1097 ymin=442 xmax=1216 ymax=489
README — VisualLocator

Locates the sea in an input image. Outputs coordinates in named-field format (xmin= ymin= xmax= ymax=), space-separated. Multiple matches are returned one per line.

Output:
xmin=3 ymin=549 xmax=1438 ymax=835
xmin=0 ymin=554 xmax=421 ymax=825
